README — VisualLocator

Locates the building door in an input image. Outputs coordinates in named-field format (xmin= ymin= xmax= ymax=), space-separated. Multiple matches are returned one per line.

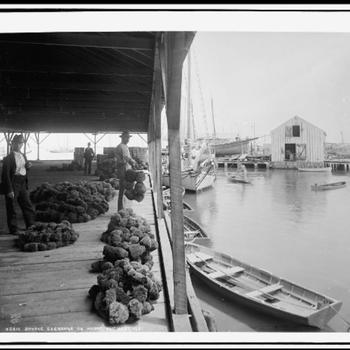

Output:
xmin=285 ymin=143 xmax=296 ymax=161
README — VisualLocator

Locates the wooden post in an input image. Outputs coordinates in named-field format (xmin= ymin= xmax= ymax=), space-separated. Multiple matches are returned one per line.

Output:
xmin=148 ymin=39 xmax=165 ymax=218
xmin=33 ymin=132 xmax=50 ymax=160
xmin=161 ymin=32 xmax=195 ymax=315
xmin=154 ymin=43 xmax=165 ymax=218
xmin=23 ymin=132 xmax=30 ymax=156
xmin=4 ymin=132 xmax=14 ymax=155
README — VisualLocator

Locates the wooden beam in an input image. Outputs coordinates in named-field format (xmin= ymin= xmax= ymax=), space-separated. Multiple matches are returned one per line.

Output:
xmin=5 ymin=83 xmax=151 ymax=95
xmin=0 ymin=33 xmax=155 ymax=50
xmin=0 ymin=67 xmax=153 ymax=78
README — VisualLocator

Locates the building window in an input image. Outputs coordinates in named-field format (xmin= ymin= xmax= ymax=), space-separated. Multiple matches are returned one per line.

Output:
xmin=292 ymin=125 xmax=300 ymax=137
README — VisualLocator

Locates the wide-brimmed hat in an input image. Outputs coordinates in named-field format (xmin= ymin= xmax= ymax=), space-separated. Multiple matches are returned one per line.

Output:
xmin=12 ymin=134 xmax=25 ymax=144
xmin=119 ymin=131 xmax=132 ymax=138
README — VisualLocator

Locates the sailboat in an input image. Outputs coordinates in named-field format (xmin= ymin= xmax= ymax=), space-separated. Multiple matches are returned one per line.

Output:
xmin=162 ymin=50 xmax=216 ymax=192
xmin=211 ymin=137 xmax=259 ymax=157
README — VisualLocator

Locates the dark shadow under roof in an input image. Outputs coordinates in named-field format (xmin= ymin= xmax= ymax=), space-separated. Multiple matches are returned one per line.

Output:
xmin=0 ymin=32 xmax=157 ymax=133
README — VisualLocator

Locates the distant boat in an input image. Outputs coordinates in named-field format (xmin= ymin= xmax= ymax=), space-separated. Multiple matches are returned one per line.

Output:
xmin=311 ymin=181 xmax=346 ymax=191
xmin=227 ymin=172 xmax=251 ymax=184
xmin=50 ymin=147 xmax=74 ymax=153
xmin=210 ymin=137 xmax=259 ymax=157
xmin=298 ymin=167 xmax=332 ymax=172
xmin=185 ymin=242 xmax=342 ymax=329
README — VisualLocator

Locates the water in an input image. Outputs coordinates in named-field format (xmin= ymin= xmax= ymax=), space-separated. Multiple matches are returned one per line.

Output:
xmin=184 ymin=168 xmax=350 ymax=332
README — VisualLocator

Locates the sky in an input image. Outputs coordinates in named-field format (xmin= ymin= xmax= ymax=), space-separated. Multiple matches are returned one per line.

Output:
xmin=189 ymin=31 xmax=350 ymax=143
xmin=2 ymin=7 xmax=350 ymax=159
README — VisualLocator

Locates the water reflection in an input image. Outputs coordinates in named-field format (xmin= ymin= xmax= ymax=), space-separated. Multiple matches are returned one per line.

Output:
xmin=184 ymin=168 xmax=350 ymax=332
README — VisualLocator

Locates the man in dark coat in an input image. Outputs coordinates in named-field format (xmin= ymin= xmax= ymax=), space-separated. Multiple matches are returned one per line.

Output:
xmin=1 ymin=134 xmax=35 ymax=234
xmin=83 ymin=142 xmax=94 ymax=175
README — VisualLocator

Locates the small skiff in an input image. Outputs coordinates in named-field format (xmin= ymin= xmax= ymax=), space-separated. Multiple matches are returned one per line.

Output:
xmin=227 ymin=172 xmax=251 ymax=184
xmin=311 ymin=181 xmax=346 ymax=191
xmin=162 ymin=187 xmax=192 ymax=211
xmin=185 ymin=242 xmax=342 ymax=328
xmin=183 ymin=215 xmax=208 ymax=242
xmin=298 ymin=167 xmax=332 ymax=172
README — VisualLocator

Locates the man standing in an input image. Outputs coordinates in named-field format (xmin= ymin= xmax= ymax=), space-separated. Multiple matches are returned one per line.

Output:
xmin=1 ymin=134 xmax=35 ymax=234
xmin=115 ymin=131 xmax=136 ymax=210
xmin=83 ymin=142 xmax=95 ymax=175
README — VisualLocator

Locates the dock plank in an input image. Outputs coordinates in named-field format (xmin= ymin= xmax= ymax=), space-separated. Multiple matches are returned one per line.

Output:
xmin=0 ymin=288 xmax=165 ymax=321
xmin=0 ymin=184 xmax=169 ymax=332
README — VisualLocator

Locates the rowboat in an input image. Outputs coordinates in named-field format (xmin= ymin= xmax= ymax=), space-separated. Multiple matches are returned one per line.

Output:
xmin=311 ymin=181 xmax=346 ymax=191
xmin=298 ymin=167 xmax=332 ymax=172
xmin=184 ymin=215 xmax=208 ymax=242
xmin=227 ymin=172 xmax=251 ymax=184
xmin=162 ymin=187 xmax=193 ymax=211
xmin=185 ymin=242 xmax=342 ymax=328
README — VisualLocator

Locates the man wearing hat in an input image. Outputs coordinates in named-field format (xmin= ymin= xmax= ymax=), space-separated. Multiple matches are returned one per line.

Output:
xmin=1 ymin=134 xmax=35 ymax=234
xmin=115 ymin=131 xmax=136 ymax=210
xmin=83 ymin=142 xmax=94 ymax=175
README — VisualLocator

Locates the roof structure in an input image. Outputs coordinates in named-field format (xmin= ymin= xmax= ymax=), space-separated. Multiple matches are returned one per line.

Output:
xmin=0 ymin=32 xmax=158 ymax=133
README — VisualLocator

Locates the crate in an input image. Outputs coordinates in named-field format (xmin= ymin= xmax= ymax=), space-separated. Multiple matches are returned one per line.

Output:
xmin=103 ymin=147 xmax=116 ymax=157
xmin=74 ymin=147 xmax=85 ymax=167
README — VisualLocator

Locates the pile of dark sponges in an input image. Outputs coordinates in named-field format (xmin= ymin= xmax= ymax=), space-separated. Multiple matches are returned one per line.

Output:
xmin=30 ymin=180 xmax=115 ymax=223
xmin=124 ymin=169 xmax=147 ymax=203
xmin=88 ymin=258 xmax=162 ymax=325
xmin=47 ymin=160 xmax=82 ymax=172
xmin=88 ymin=208 xmax=161 ymax=325
xmin=15 ymin=221 xmax=79 ymax=252
xmin=95 ymin=157 xmax=118 ymax=181
xmin=103 ymin=178 xmax=119 ymax=190
xmin=91 ymin=208 xmax=158 ymax=270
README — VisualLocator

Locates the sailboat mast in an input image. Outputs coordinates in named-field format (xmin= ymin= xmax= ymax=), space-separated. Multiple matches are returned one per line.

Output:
xmin=211 ymin=97 xmax=217 ymax=139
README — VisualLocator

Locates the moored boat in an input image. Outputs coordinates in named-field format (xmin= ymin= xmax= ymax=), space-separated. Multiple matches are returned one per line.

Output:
xmin=185 ymin=242 xmax=342 ymax=328
xmin=211 ymin=137 xmax=258 ymax=157
xmin=184 ymin=215 xmax=208 ymax=242
xmin=311 ymin=181 xmax=346 ymax=191
xmin=162 ymin=187 xmax=193 ymax=211
xmin=227 ymin=172 xmax=251 ymax=184
xmin=298 ymin=167 xmax=332 ymax=172
xmin=162 ymin=160 xmax=216 ymax=192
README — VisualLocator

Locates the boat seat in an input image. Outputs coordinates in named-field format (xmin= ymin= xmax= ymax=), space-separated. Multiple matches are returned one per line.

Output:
xmin=208 ymin=266 xmax=245 ymax=279
xmin=246 ymin=283 xmax=283 ymax=298
xmin=186 ymin=252 xmax=213 ymax=264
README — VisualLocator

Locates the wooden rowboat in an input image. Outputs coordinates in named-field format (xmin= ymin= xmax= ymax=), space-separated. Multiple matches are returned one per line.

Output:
xmin=311 ymin=181 xmax=346 ymax=191
xmin=162 ymin=187 xmax=192 ymax=211
xmin=184 ymin=215 xmax=208 ymax=242
xmin=298 ymin=167 xmax=332 ymax=172
xmin=185 ymin=242 xmax=342 ymax=328
xmin=227 ymin=173 xmax=251 ymax=184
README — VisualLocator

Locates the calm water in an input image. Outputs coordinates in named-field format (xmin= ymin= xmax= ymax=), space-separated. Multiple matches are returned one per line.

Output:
xmin=184 ymin=167 xmax=350 ymax=332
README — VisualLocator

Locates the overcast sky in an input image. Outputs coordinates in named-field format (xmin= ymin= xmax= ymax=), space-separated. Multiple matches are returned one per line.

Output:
xmin=190 ymin=31 xmax=350 ymax=143
xmin=1 ymin=7 xmax=350 ymax=152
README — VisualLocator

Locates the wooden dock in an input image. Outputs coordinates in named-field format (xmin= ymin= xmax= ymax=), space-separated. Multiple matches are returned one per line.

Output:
xmin=216 ymin=157 xmax=271 ymax=170
xmin=325 ymin=159 xmax=350 ymax=172
xmin=0 ymin=189 xmax=170 ymax=333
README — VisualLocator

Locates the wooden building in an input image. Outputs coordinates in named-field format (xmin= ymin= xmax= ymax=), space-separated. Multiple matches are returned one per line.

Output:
xmin=270 ymin=115 xmax=326 ymax=169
